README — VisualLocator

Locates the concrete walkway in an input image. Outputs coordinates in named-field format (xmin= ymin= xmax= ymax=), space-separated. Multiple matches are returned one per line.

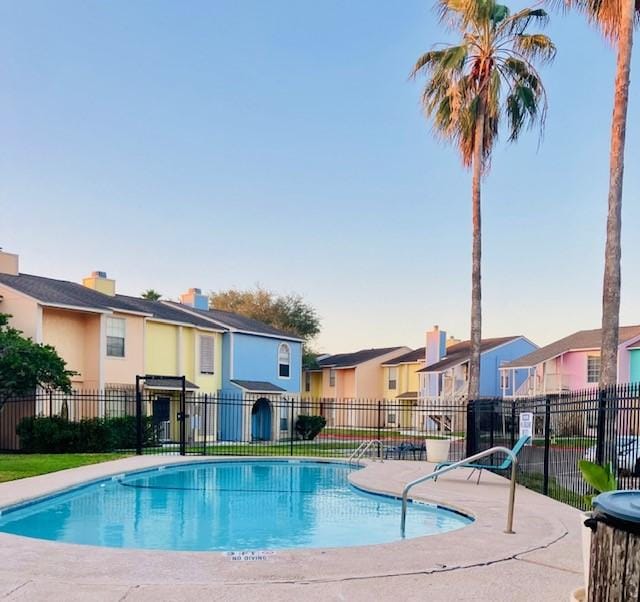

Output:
xmin=0 ymin=456 xmax=584 ymax=601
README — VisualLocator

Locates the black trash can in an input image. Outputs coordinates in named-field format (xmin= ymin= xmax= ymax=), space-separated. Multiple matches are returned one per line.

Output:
xmin=587 ymin=490 xmax=640 ymax=601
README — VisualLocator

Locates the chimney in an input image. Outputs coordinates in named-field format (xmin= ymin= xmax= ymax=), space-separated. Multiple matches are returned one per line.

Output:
xmin=0 ymin=249 xmax=19 ymax=275
xmin=425 ymin=325 xmax=447 ymax=367
xmin=179 ymin=287 xmax=209 ymax=311
xmin=82 ymin=271 xmax=116 ymax=296
xmin=446 ymin=335 xmax=461 ymax=348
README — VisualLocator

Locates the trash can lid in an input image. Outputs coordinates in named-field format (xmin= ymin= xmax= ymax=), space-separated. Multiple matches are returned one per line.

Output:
xmin=593 ymin=491 xmax=640 ymax=524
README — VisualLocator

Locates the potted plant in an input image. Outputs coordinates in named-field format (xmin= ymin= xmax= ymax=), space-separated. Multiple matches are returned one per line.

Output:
xmin=571 ymin=460 xmax=618 ymax=602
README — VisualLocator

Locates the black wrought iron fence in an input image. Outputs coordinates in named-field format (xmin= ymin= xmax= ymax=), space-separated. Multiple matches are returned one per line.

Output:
xmin=2 ymin=383 xmax=640 ymax=511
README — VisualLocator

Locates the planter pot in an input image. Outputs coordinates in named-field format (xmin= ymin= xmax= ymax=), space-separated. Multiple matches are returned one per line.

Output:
xmin=581 ymin=511 xmax=592 ymax=594
xmin=425 ymin=438 xmax=451 ymax=463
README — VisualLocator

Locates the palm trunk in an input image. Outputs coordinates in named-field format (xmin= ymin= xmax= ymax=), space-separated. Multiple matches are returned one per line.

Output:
xmin=600 ymin=0 xmax=634 ymax=389
xmin=467 ymin=99 xmax=485 ymax=402
xmin=599 ymin=0 xmax=634 ymax=469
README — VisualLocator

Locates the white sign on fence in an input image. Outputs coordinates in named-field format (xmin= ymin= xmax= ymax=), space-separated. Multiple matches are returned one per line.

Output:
xmin=519 ymin=412 xmax=533 ymax=444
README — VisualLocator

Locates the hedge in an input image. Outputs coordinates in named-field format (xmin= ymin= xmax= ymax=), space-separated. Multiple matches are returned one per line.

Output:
xmin=16 ymin=415 xmax=157 ymax=453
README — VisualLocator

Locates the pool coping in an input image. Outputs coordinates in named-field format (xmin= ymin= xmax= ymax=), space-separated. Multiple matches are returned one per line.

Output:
xmin=0 ymin=454 xmax=584 ymax=594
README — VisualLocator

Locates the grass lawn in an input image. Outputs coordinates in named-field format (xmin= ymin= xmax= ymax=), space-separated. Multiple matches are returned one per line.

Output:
xmin=0 ymin=453 xmax=130 ymax=483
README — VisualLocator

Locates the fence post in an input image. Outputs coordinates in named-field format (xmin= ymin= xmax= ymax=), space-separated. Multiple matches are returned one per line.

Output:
xmin=179 ymin=376 xmax=186 ymax=456
xmin=596 ymin=388 xmax=607 ymax=465
xmin=203 ymin=393 xmax=208 ymax=456
xmin=135 ymin=375 xmax=143 ymax=456
xmin=290 ymin=399 xmax=295 ymax=456
xmin=466 ymin=400 xmax=476 ymax=457
xmin=49 ymin=389 xmax=53 ymax=417
xmin=377 ymin=401 xmax=382 ymax=458
xmin=543 ymin=395 xmax=551 ymax=496
xmin=510 ymin=400 xmax=516 ymax=448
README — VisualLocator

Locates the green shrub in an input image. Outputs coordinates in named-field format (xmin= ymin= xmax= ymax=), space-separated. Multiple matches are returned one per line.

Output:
xmin=295 ymin=415 xmax=326 ymax=441
xmin=16 ymin=415 xmax=157 ymax=453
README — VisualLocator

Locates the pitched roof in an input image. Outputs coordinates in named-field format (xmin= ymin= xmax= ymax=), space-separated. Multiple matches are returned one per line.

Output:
xmin=145 ymin=377 xmax=199 ymax=390
xmin=114 ymin=295 xmax=226 ymax=330
xmin=418 ymin=337 xmax=523 ymax=373
xmin=318 ymin=347 xmax=406 ymax=369
xmin=503 ymin=326 xmax=640 ymax=369
xmin=164 ymin=301 xmax=303 ymax=341
xmin=230 ymin=380 xmax=286 ymax=393
xmin=396 ymin=391 xmax=418 ymax=400
xmin=382 ymin=347 xmax=426 ymax=366
xmin=0 ymin=273 xmax=149 ymax=314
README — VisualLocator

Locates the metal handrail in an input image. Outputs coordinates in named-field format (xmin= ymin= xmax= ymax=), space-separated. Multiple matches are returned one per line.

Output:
xmin=348 ymin=439 xmax=385 ymax=464
xmin=400 ymin=446 xmax=518 ymax=537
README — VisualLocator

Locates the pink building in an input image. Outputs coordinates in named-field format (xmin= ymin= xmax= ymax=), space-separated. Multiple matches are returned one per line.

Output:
xmin=500 ymin=325 xmax=640 ymax=397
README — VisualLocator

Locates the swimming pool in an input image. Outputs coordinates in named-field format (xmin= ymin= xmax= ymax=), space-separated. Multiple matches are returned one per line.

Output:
xmin=0 ymin=460 xmax=472 ymax=551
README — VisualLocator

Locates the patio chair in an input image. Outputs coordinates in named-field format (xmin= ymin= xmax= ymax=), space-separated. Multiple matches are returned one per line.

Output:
xmin=384 ymin=441 xmax=426 ymax=460
xmin=433 ymin=435 xmax=530 ymax=484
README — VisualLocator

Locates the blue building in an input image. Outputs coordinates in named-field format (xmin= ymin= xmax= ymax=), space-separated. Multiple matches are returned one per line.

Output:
xmin=418 ymin=326 xmax=538 ymax=400
xmin=168 ymin=289 xmax=303 ymax=441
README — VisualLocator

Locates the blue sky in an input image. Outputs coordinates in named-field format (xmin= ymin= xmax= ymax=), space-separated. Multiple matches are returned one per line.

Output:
xmin=0 ymin=1 xmax=638 ymax=353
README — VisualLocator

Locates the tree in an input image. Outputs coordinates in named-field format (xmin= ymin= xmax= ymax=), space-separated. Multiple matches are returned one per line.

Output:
xmin=557 ymin=0 xmax=638 ymax=387
xmin=141 ymin=289 xmax=162 ymax=301
xmin=411 ymin=0 xmax=555 ymax=399
xmin=0 ymin=313 xmax=75 ymax=399
xmin=210 ymin=286 xmax=321 ymax=342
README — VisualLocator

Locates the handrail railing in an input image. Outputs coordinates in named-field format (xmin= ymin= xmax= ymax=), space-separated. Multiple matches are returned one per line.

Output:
xmin=400 ymin=446 xmax=518 ymax=537
xmin=348 ymin=439 xmax=385 ymax=464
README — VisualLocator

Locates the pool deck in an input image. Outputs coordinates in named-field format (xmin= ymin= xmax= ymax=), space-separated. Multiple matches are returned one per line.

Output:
xmin=0 ymin=455 xmax=584 ymax=601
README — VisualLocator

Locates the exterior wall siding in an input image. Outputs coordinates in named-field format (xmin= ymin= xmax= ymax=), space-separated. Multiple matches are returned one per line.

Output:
xmin=104 ymin=312 xmax=145 ymax=387
xmin=479 ymin=338 xmax=538 ymax=397
xmin=630 ymin=349 xmax=640 ymax=383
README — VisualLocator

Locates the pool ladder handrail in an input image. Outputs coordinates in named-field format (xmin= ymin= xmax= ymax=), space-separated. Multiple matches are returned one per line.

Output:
xmin=400 ymin=446 xmax=518 ymax=537
xmin=349 ymin=439 xmax=386 ymax=465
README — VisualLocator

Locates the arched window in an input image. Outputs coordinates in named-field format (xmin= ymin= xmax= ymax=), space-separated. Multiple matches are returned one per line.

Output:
xmin=278 ymin=343 xmax=291 ymax=378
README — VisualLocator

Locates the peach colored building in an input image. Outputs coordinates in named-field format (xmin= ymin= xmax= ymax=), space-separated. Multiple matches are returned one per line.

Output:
xmin=303 ymin=347 xmax=411 ymax=427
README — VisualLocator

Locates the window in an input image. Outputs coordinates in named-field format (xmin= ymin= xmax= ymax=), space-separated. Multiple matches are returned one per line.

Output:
xmin=388 ymin=367 xmax=398 ymax=390
xmin=106 ymin=317 xmax=125 ymax=357
xmin=199 ymin=336 xmax=215 ymax=374
xmin=500 ymin=372 xmax=510 ymax=390
xmin=329 ymin=368 xmax=336 ymax=387
xmin=278 ymin=343 xmax=291 ymax=378
xmin=587 ymin=355 xmax=601 ymax=384
xmin=304 ymin=371 xmax=311 ymax=392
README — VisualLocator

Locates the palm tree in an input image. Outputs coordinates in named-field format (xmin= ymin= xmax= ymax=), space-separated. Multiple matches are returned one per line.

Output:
xmin=141 ymin=289 xmax=162 ymax=301
xmin=558 ymin=0 xmax=638 ymax=387
xmin=411 ymin=0 xmax=555 ymax=399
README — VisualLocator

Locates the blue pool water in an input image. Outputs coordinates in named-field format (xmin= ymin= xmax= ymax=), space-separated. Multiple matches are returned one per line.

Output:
xmin=0 ymin=461 xmax=471 ymax=551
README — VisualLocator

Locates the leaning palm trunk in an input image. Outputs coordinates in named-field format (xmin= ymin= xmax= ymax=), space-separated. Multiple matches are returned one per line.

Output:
xmin=600 ymin=0 xmax=635 ymax=389
xmin=468 ymin=100 xmax=485 ymax=402
xmin=599 ymin=0 xmax=634 ymax=468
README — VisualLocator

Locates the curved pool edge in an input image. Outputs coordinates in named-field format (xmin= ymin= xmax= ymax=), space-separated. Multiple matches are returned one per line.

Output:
xmin=0 ymin=455 xmax=582 ymax=590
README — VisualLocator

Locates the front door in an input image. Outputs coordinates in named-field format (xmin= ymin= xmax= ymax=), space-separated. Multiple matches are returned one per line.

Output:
xmin=251 ymin=398 xmax=272 ymax=441
xmin=153 ymin=396 xmax=171 ymax=441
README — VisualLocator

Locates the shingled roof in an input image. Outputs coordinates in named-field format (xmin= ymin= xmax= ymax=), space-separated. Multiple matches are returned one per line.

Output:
xmin=382 ymin=347 xmax=426 ymax=366
xmin=503 ymin=326 xmax=640 ymax=369
xmin=114 ymin=295 xmax=226 ymax=330
xmin=0 ymin=273 xmax=149 ymax=314
xmin=164 ymin=302 xmax=303 ymax=341
xmin=418 ymin=337 xmax=523 ymax=373
xmin=318 ymin=347 xmax=406 ymax=369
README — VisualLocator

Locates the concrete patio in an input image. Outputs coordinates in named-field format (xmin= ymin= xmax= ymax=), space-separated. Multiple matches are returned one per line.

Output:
xmin=0 ymin=456 xmax=584 ymax=601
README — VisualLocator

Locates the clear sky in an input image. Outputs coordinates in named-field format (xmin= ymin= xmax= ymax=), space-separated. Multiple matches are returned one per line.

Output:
xmin=0 ymin=1 xmax=638 ymax=354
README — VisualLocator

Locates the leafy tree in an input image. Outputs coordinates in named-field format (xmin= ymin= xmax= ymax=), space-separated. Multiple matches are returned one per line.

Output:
xmin=210 ymin=287 xmax=320 ymax=341
xmin=141 ymin=289 xmax=162 ymax=301
xmin=411 ymin=0 xmax=555 ymax=399
xmin=0 ymin=313 xmax=75 ymax=399
xmin=556 ymin=0 xmax=638 ymax=387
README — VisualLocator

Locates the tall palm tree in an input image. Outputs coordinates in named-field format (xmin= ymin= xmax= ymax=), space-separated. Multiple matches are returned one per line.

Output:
xmin=411 ymin=0 xmax=555 ymax=399
xmin=559 ymin=0 xmax=638 ymax=387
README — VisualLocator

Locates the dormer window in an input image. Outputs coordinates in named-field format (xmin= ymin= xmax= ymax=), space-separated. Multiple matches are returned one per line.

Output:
xmin=278 ymin=343 xmax=291 ymax=378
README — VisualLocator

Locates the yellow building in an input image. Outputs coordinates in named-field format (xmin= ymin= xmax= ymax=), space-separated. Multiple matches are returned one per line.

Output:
xmin=381 ymin=348 xmax=425 ymax=429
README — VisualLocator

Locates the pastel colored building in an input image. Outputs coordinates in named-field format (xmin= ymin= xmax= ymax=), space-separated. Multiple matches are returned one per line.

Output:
xmin=304 ymin=347 xmax=411 ymax=427
xmin=380 ymin=347 xmax=425 ymax=429
xmin=167 ymin=290 xmax=304 ymax=442
xmin=500 ymin=326 xmax=640 ymax=397
xmin=418 ymin=326 xmax=538 ymax=401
